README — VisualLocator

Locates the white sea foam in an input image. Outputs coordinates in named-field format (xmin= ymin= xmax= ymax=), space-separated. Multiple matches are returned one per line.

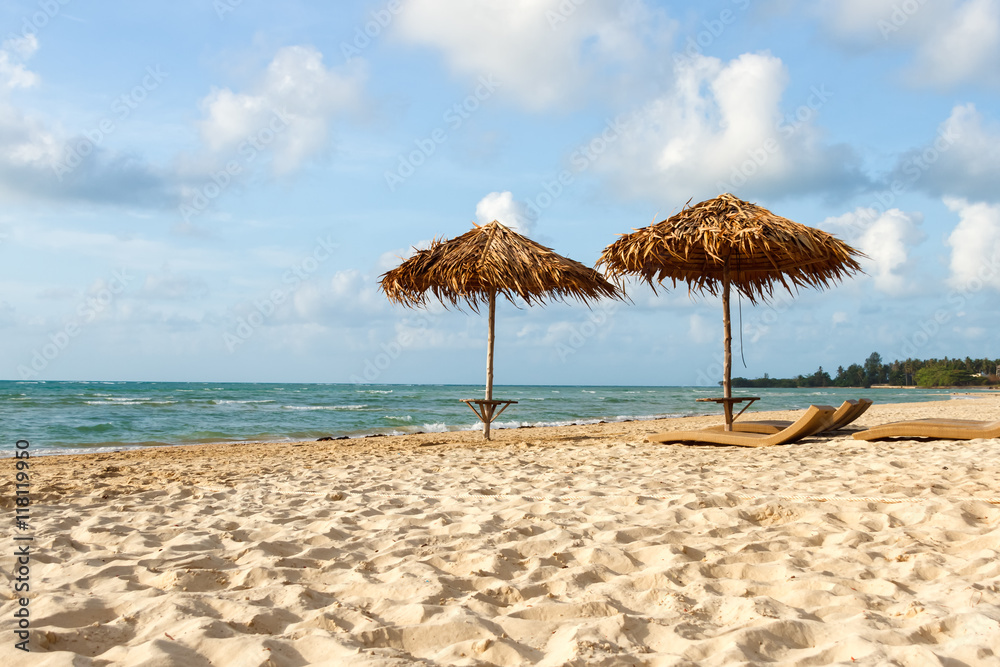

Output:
xmin=15 ymin=445 xmax=146 ymax=458
xmin=484 ymin=413 xmax=685 ymax=431
xmin=613 ymin=413 xmax=685 ymax=422
xmin=494 ymin=419 xmax=578 ymax=430
xmin=421 ymin=423 xmax=451 ymax=433
xmin=282 ymin=404 xmax=368 ymax=411
xmin=85 ymin=400 xmax=149 ymax=406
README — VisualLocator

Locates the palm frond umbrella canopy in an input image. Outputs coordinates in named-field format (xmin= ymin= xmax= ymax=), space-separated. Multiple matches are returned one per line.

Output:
xmin=380 ymin=220 xmax=623 ymax=439
xmin=597 ymin=193 xmax=864 ymax=430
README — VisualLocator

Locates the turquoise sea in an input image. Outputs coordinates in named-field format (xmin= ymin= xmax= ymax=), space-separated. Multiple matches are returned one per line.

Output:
xmin=1 ymin=381 xmax=971 ymax=456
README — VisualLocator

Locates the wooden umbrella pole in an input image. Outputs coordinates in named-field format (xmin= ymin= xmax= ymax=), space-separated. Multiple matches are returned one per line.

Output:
xmin=486 ymin=290 xmax=496 ymax=401
xmin=721 ymin=260 xmax=733 ymax=431
xmin=484 ymin=290 xmax=496 ymax=439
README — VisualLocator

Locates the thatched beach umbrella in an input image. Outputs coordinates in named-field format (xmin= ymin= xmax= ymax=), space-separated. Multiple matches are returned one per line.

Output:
xmin=380 ymin=220 xmax=622 ymax=439
xmin=598 ymin=193 xmax=863 ymax=430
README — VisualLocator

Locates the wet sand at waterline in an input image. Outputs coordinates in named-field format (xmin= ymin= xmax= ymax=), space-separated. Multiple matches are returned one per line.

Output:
xmin=3 ymin=397 xmax=999 ymax=666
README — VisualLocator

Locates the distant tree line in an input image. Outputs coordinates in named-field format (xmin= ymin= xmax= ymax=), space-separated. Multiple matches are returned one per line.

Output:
xmin=731 ymin=353 xmax=1000 ymax=389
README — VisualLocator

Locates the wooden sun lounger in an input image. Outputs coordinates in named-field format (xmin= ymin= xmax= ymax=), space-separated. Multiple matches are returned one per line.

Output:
xmin=852 ymin=419 xmax=1000 ymax=441
xmin=704 ymin=399 xmax=873 ymax=435
xmin=648 ymin=405 xmax=837 ymax=447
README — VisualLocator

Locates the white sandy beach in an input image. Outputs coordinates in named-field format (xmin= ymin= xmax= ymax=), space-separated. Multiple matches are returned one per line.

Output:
xmin=3 ymin=396 xmax=1000 ymax=666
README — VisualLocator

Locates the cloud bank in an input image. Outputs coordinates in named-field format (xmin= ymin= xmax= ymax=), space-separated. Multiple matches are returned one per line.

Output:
xmin=593 ymin=52 xmax=867 ymax=203
xmin=393 ymin=0 xmax=674 ymax=111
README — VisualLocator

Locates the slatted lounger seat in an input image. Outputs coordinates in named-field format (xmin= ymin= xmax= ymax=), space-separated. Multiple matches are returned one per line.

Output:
xmin=704 ymin=399 xmax=873 ymax=435
xmin=852 ymin=419 xmax=1000 ymax=442
xmin=648 ymin=405 xmax=837 ymax=448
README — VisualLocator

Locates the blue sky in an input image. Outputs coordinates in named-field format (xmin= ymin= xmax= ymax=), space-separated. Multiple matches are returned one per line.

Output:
xmin=2 ymin=0 xmax=999 ymax=385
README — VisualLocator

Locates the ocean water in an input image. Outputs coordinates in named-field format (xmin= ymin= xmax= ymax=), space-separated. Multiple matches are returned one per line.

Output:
xmin=1 ymin=381 xmax=967 ymax=456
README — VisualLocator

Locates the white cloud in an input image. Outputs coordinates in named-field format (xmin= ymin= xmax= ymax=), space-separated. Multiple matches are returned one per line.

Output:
xmin=393 ymin=0 xmax=673 ymax=111
xmin=894 ymin=104 xmax=1000 ymax=202
xmin=688 ymin=313 xmax=717 ymax=345
xmin=0 ymin=102 xmax=60 ymax=167
xmin=377 ymin=249 xmax=409 ymax=274
xmin=1 ymin=42 xmax=366 ymax=207
xmin=913 ymin=0 xmax=1000 ymax=87
xmin=376 ymin=240 xmax=434 ymax=275
xmin=0 ymin=36 xmax=58 ymax=188
xmin=595 ymin=52 xmax=865 ymax=202
xmin=292 ymin=269 xmax=385 ymax=320
xmin=0 ymin=105 xmax=171 ymax=204
xmin=140 ymin=273 xmax=210 ymax=301
xmin=0 ymin=37 xmax=174 ymax=206
xmin=945 ymin=198 xmax=1000 ymax=290
xmin=818 ymin=0 xmax=1000 ymax=88
xmin=817 ymin=0 xmax=941 ymax=45
xmin=824 ymin=207 xmax=925 ymax=295
xmin=0 ymin=35 xmax=39 ymax=91
xmin=539 ymin=321 xmax=575 ymax=347
xmin=955 ymin=326 xmax=987 ymax=339
xmin=197 ymin=45 xmax=366 ymax=174
xmin=475 ymin=191 xmax=533 ymax=235
xmin=856 ymin=210 xmax=925 ymax=295
xmin=6 ymin=224 xmax=245 ymax=287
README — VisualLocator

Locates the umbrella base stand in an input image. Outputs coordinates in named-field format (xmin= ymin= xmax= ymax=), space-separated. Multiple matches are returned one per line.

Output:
xmin=461 ymin=399 xmax=518 ymax=440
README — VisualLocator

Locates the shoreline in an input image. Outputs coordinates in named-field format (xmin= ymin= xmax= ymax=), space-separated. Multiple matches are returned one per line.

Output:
xmin=4 ymin=382 xmax=970 ymax=454
xmin=8 ymin=388 xmax=987 ymax=459
xmin=4 ymin=396 xmax=998 ymax=665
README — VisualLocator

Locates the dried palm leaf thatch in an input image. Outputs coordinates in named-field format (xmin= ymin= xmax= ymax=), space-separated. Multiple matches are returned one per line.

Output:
xmin=380 ymin=220 xmax=622 ymax=309
xmin=380 ymin=220 xmax=622 ymax=440
xmin=598 ymin=193 xmax=864 ymax=432
xmin=597 ymin=193 xmax=864 ymax=304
